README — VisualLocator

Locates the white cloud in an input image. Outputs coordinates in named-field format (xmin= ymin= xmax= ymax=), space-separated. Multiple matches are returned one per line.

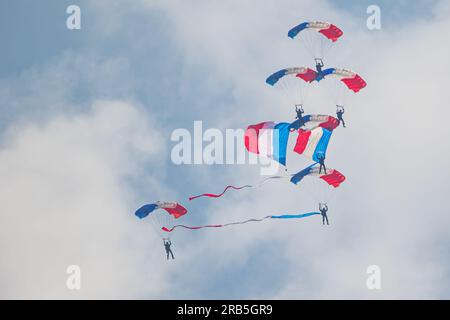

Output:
xmin=0 ymin=100 xmax=173 ymax=298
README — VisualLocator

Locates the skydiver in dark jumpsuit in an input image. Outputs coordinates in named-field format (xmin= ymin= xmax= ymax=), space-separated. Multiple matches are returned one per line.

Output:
xmin=163 ymin=239 xmax=175 ymax=260
xmin=315 ymin=58 xmax=325 ymax=81
xmin=336 ymin=105 xmax=346 ymax=128
xmin=318 ymin=154 xmax=327 ymax=175
xmin=319 ymin=203 xmax=329 ymax=225
xmin=295 ymin=104 xmax=304 ymax=120
xmin=293 ymin=104 xmax=307 ymax=128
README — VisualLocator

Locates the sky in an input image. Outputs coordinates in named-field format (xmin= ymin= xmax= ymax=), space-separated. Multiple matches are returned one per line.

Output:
xmin=0 ymin=0 xmax=449 ymax=299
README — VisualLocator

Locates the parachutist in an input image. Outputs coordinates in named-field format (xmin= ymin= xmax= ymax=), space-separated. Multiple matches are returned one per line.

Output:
xmin=295 ymin=104 xmax=304 ymax=119
xmin=293 ymin=105 xmax=307 ymax=128
xmin=164 ymin=239 xmax=175 ymax=260
xmin=317 ymin=154 xmax=327 ymax=175
xmin=315 ymin=58 xmax=325 ymax=81
xmin=336 ymin=105 xmax=346 ymax=128
xmin=315 ymin=58 xmax=324 ymax=73
xmin=319 ymin=203 xmax=329 ymax=225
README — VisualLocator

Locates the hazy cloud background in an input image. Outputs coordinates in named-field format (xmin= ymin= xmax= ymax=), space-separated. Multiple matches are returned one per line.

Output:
xmin=0 ymin=0 xmax=449 ymax=299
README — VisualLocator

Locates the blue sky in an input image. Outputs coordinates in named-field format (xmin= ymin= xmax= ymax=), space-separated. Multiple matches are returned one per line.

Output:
xmin=0 ymin=0 xmax=438 ymax=71
xmin=1 ymin=0 xmax=449 ymax=299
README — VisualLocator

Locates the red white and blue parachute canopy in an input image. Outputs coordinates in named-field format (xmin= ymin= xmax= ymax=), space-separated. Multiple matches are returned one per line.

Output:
xmin=293 ymin=126 xmax=333 ymax=163
xmin=266 ymin=67 xmax=318 ymax=86
xmin=288 ymin=21 xmax=343 ymax=42
xmin=290 ymin=114 xmax=340 ymax=132
xmin=318 ymin=68 xmax=367 ymax=93
xmin=135 ymin=201 xmax=187 ymax=219
xmin=267 ymin=67 xmax=366 ymax=93
xmin=244 ymin=122 xmax=291 ymax=166
xmin=291 ymin=163 xmax=346 ymax=188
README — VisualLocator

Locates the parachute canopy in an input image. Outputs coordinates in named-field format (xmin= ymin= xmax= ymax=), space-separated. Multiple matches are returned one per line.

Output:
xmin=135 ymin=201 xmax=187 ymax=239
xmin=288 ymin=21 xmax=343 ymax=59
xmin=288 ymin=21 xmax=343 ymax=42
xmin=318 ymin=68 xmax=367 ymax=92
xmin=265 ymin=67 xmax=316 ymax=108
xmin=265 ymin=66 xmax=366 ymax=111
xmin=266 ymin=67 xmax=317 ymax=86
xmin=135 ymin=201 xmax=187 ymax=219
xmin=267 ymin=67 xmax=366 ymax=93
xmin=290 ymin=114 xmax=340 ymax=131
xmin=291 ymin=164 xmax=346 ymax=188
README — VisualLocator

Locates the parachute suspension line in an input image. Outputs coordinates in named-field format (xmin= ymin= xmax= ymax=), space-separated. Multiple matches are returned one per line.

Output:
xmin=296 ymin=77 xmax=306 ymax=106
xmin=150 ymin=211 xmax=174 ymax=239
xmin=324 ymin=76 xmax=349 ymax=109
xmin=279 ymin=76 xmax=304 ymax=109
xmin=317 ymin=34 xmax=323 ymax=60
xmin=307 ymin=31 xmax=318 ymax=61
xmin=148 ymin=212 xmax=162 ymax=238
xmin=298 ymin=31 xmax=316 ymax=61
xmin=158 ymin=213 xmax=167 ymax=236
xmin=163 ymin=212 xmax=172 ymax=241
xmin=305 ymin=178 xmax=340 ymax=205
xmin=323 ymin=34 xmax=331 ymax=60
xmin=314 ymin=31 xmax=322 ymax=60
xmin=279 ymin=79 xmax=293 ymax=107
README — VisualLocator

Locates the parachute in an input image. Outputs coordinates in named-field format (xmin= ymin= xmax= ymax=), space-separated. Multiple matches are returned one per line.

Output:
xmin=265 ymin=66 xmax=366 ymax=111
xmin=266 ymin=67 xmax=317 ymax=86
xmin=304 ymin=67 xmax=367 ymax=92
xmin=290 ymin=163 xmax=346 ymax=203
xmin=162 ymin=212 xmax=321 ymax=233
xmin=265 ymin=67 xmax=317 ymax=108
xmin=135 ymin=201 xmax=187 ymax=238
xmin=288 ymin=21 xmax=343 ymax=60
xmin=318 ymin=68 xmax=367 ymax=107
xmin=267 ymin=66 xmax=366 ymax=92
xmin=291 ymin=164 xmax=346 ymax=188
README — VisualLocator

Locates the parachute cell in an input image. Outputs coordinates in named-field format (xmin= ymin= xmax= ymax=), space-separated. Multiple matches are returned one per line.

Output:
xmin=293 ymin=126 xmax=332 ymax=162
